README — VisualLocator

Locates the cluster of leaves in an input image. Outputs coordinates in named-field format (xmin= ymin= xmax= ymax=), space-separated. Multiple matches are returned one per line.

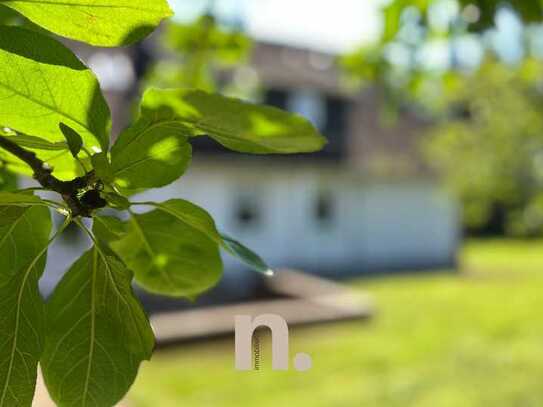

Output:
xmin=340 ymin=0 xmax=543 ymax=237
xmin=424 ymin=59 xmax=543 ymax=236
xmin=341 ymin=0 xmax=543 ymax=111
xmin=379 ymin=0 xmax=543 ymax=41
xmin=0 ymin=1 xmax=325 ymax=406
xmin=145 ymin=14 xmax=252 ymax=93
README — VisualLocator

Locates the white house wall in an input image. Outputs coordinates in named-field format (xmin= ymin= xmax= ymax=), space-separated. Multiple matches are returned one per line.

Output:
xmin=355 ymin=183 xmax=459 ymax=271
xmin=35 ymin=164 xmax=460 ymax=299
xmin=134 ymin=164 xmax=460 ymax=278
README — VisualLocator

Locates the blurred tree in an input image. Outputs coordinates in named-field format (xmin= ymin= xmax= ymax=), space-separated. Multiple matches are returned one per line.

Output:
xmin=145 ymin=15 xmax=255 ymax=96
xmin=379 ymin=0 xmax=543 ymax=40
xmin=424 ymin=59 xmax=543 ymax=236
xmin=342 ymin=0 xmax=543 ymax=108
xmin=343 ymin=0 xmax=543 ymax=236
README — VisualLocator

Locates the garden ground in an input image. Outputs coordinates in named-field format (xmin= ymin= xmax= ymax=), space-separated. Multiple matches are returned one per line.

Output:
xmin=129 ymin=240 xmax=543 ymax=407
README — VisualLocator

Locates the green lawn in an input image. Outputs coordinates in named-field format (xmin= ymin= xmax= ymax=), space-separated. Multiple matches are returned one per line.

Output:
xmin=128 ymin=240 xmax=543 ymax=407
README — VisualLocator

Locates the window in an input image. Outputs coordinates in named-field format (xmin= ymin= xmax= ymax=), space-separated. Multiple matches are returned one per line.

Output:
xmin=323 ymin=95 xmax=348 ymax=156
xmin=264 ymin=87 xmax=350 ymax=158
xmin=314 ymin=191 xmax=335 ymax=225
xmin=287 ymin=89 xmax=326 ymax=131
xmin=234 ymin=194 xmax=261 ymax=228
xmin=264 ymin=88 xmax=288 ymax=110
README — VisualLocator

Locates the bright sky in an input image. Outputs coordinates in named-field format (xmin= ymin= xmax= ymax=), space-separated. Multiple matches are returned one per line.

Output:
xmin=170 ymin=0 xmax=382 ymax=54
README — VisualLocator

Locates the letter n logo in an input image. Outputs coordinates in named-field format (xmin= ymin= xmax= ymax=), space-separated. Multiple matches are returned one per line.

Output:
xmin=234 ymin=314 xmax=312 ymax=371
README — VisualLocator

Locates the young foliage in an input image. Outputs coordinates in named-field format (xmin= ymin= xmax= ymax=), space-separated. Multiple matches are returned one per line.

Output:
xmin=0 ymin=203 xmax=51 ymax=406
xmin=220 ymin=234 xmax=273 ymax=276
xmin=0 ymin=26 xmax=110 ymax=149
xmin=1 ymin=0 xmax=173 ymax=46
xmin=145 ymin=15 xmax=252 ymax=92
xmin=106 ymin=202 xmax=223 ymax=297
xmin=138 ymin=89 xmax=326 ymax=154
xmin=41 ymin=243 xmax=154 ymax=406
xmin=0 ymin=25 xmax=110 ymax=180
xmin=110 ymin=120 xmax=192 ymax=191
xmin=59 ymin=123 xmax=84 ymax=158
xmin=0 ymin=1 xmax=326 ymax=405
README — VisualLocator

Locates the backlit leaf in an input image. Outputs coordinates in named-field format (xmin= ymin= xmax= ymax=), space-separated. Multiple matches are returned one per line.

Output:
xmin=104 ymin=200 xmax=223 ymax=297
xmin=59 ymin=123 xmax=83 ymax=158
xmin=91 ymin=152 xmax=114 ymax=184
xmin=111 ymin=117 xmax=192 ymax=190
xmin=0 ymin=204 xmax=51 ymax=406
xmin=137 ymin=200 xmax=221 ymax=243
xmin=0 ymin=168 xmax=16 ymax=192
xmin=42 ymin=245 xmax=154 ymax=407
xmin=1 ymin=0 xmax=173 ymax=47
xmin=0 ymin=192 xmax=48 ymax=207
xmin=220 ymin=233 xmax=273 ymax=276
xmin=137 ymin=88 xmax=327 ymax=154
xmin=0 ymin=133 xmax=88 ymax=180
xmin=0 ymin=26 xmax=111 ymax=180
xmin=103 ymin=193 xmax=130 ymax=210
xmin=2 ymin=135 xmax=68 ymax=152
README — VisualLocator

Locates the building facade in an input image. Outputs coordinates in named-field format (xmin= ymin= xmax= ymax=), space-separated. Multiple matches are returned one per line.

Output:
xmin=39 ymin=36 xmax=460 ymax=306
xmin=136 ymin=41 xmax=461 ymax=278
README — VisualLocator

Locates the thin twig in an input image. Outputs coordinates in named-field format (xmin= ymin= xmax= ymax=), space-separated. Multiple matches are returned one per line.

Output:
xmin=0 ymin=134 xmax=98 ymax=217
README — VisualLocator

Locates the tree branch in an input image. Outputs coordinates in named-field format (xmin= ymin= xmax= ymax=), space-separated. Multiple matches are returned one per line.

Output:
xmin=0 ymin=134 xmax=98 ymax=217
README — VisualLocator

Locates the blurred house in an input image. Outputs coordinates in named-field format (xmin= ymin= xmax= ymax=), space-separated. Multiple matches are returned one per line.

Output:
xmin=157 ymin=42 xmax=459 ymax=277
xmin=40 ymin=36 xmax=460 ymax=307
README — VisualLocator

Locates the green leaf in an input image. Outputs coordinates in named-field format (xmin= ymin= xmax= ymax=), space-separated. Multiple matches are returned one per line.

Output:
xmin=0 ymin=26 xmax=111 ymax=158
xmin=2 ymin=135 xmax=68 ymax=151
xmin=0 ymin=4 xmax=19 ymax=25
xmin=0 ymin=168 xmax=16 ymax=192
xmin=110 ymin=117 xmax=192 ymax=190
xmin=136 ymin=199 xmax=222 ymax=243
xmin=105 ymin=200 xmax=223 ymax=297
xmin=0 ymin=205 xmax=27 ymax=226
xmin=93 ymin=216 xmax=126 ymax=242
xmin=0 ymin=130 xmax=87 ymax=181
xmin=0 ymin=191 xmax=48 ymax=207
xmin=42 ymin=245 xmax=155 ymax=407
xmin=0 ymin=203 xmax=51 ymax=283
xmin=3 ymin=151 xmax=89 ymax=181
xmin=91 ymin=152 xmax=114 ymax=184
xmin=59 ymin=123 xmax=83 ymax=158
xmin=0 ymin=134 xmax=88 ymax=181
xmin=220 ymin=233 xmax=273 ymax=276
xmin=103 ymin=192 xmax=130 ymax=210
xmin=138 ymin=88 xmax=327 ymax=154
xmin=1 ymin=0 xmax=173 ymax=47
xmin=0 ymin=204 xmax=51 ymax=406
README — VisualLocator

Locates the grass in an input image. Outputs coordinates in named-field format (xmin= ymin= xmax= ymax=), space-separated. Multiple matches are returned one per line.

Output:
xmin=128 ymin=240 xmax=543 ymax=407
